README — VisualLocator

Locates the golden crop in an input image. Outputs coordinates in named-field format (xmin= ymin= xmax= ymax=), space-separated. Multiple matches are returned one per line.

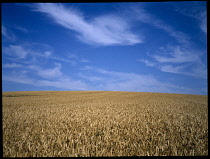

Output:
xmin=2 ymin=91 xmax=208 ymax=157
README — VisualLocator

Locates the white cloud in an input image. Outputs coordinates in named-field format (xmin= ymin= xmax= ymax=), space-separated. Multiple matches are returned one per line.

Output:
xmin=3 ymin=43 xmax=77 ymax=66
xmin=2 ymin=26 xmax=16 ymax=42
xmin=50 ymin=56 xmax=76 ymax=65
xmin=2 ymin=26 xmax=8 ymax=38
xmin=2 ymin=60 xmax=89 ymax=90
xmin=4 ymin=45 xmax=28 ymax=59
xmin=33 ymin=3 xmax=142 ymax=46
xmin=36 ymin=77 xmax=89 ymax=90
xmin=129 ymin=3 xmax=206 ymax=79
xmin=159 ymin=62 xmax=207 ymax=79
xmin=79 ymin=66 xmax=200 ymax=94
xmin=138 ymin=59 xmax=155 ymax=67
xmin=152 ymin=45 xmax=200 ymax=63
xmin=143 ymin=45 xmax=207 ymax=79
xmin=2 ymin=63 xmax=205 ymax=94
xmin=160 ymin=65 xmax=183 ymax=73
xmin=3 ymin=63 xmax=23 ymax=68
xmin=15 ymin=26 xmax=30 ymax=33
xmin=2 ymin=72 xmax=89 ymax=91
xmin=28 ymin=63 xmax=63 ymax=79
xmin=174 ymin=2 xmax=207 ymax=34
xmin=187 ymin=65 xmax=207 ymax=79
xmin=3 ymin=73 xmax=35 ymax=85
xmin=44 ymin=51 xmax=52 ymax=57
xmin=130 ymin=5 xmax=190 ymax=44
xmin=38 ymin=65 xmax=62 ymax=79
xmin=199 ymin=11 xmax=207 ymax=34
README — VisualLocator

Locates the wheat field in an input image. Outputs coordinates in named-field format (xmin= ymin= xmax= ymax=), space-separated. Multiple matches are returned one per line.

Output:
xmin=2 ymin=91 xmax=208 ymax=157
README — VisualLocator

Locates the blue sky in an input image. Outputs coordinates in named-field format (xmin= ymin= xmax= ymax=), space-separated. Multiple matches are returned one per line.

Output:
xmin=2 ymin=2 xmax=207 ymax=95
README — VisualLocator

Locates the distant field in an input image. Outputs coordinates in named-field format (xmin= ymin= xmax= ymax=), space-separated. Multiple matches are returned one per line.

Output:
xmin=2 ymin=91 xmax=208 ymax=157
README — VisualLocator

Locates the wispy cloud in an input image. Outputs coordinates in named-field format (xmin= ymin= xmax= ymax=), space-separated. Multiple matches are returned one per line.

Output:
xmin=127 ymin=3 xmax=206 ymax=79
xmin=44 ymin=51 xmax=52 ymax=57
xmin=137 ymin=44 xmax=207 ymax=79
xmin=152 ymin=45 xmax=200 ymax=63
xmin=173 ymin=2 xmax=207 ymax=34
xmin=78 ymin=73 xmax=103 ymax=82
xmin=2 ymin=26 xmax=7 ymax=37
xmin=27 ymin=63 xmax=63 ymax=79
xmin=79 ymin=66 xmax=200 ymax=94
xmin=138 ymin=58 xmax=155 ymax=67
xmin=160 ymin=65 xmax=183 ymax=74
xmin=4 ymin=45 xmax=28 ymax=59
xmin=67 ymin=54 xmax=78 ymax=59
xmin=79 ymin=59 xmax=90 ymax=63
xmin=3 ymin=63 xmax=23 ymax=68
xmin=15 ymin=26 xmax=30 ymax=33
xmin=2 ymin=25 xmax=16 ymax=42
xmin=160 ymin=64 xmax=207 ymax=79
xmin=36 ymin=77 xmax=89 ymax=90
xmin=3 ymin=72 xmax=35 ymax=85
xmin=129 ymin=4 xmax=190 ymax=44
xmin=3 ymin=44 xmax=46 ymax=65
xmin=33 ymin=3 xmax=142 ymax=46
xmin=2 ymin=62 xmax=205 ymax=94
xmin=50 ymin=56 xmax=76 ymax=65
xmin=3 ymin=43 xmax=77 ymax=66
xmin=3 ymin=72 xmax=89 ymax=91
xmin=199 ymin=11 xmax=207 ymax=34
xmin=2 ymin=41 xmax=90 ymax=89
xmin=186 ymin=64 xmax=207 ymax=79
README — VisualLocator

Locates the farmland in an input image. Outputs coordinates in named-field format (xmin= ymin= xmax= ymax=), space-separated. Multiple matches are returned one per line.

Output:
xmin=2 ymin=91 xmax=208 ymax=157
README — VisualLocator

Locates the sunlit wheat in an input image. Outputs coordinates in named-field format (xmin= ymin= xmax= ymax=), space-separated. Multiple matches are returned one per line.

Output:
xmin=3 ymin=91 xmax=208 ymax=157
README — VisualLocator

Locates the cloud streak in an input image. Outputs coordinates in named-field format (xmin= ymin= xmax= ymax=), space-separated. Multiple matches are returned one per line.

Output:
xmin=36 ymin=77 xmax=88 ymax=90
xmin=173 ymin=2 xmax=207 ymax=34
xmin=138 ymin=45 xmax=207 ymax=79
xmin=2 ymin=26 xmax=16 ymax=42
xmin=2 ymin=62 xmax=202 ymax=94
xmin=160 ymin=65 xmax=183 ymax=74
xmin=2 ymin=3 xmax=207 ymax=95
xmin=3 ymin=63 xmax=23 ymax=68
xmin=152 ymin=45 xmax=200 ymax=63
xmin=15 ymin=26 xmax=31 ymax=33
xmin=138 ymin=58 xmax=155 ymax=67
xmin=129 ymin=4 xmax=190 ymax=44
xmin=28 ymin=63 xmax=63 ymax=79
xmin=4 ymin=45 xmax=28 ymax=59
xmin=33 ymin=3 xmax=142 ymax=46
xmin=127 ymin=3 xmax=206 ymax=79
xmin=3 ymin=43 xmax=83 ymax=66
xmin=2 ymin=42 xmax=91 ymax=90
xmin=79 ymin=66 xmax=200 ymax=94
xmin=199 ymin=11 xmax=207 ymax=34
xmin=3 ymin=72 xmax=89 ymax=91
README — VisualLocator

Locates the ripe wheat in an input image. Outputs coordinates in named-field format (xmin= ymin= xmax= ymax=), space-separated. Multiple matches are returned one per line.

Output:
xmin=2 ymin=91 xmax=208 ymax=157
